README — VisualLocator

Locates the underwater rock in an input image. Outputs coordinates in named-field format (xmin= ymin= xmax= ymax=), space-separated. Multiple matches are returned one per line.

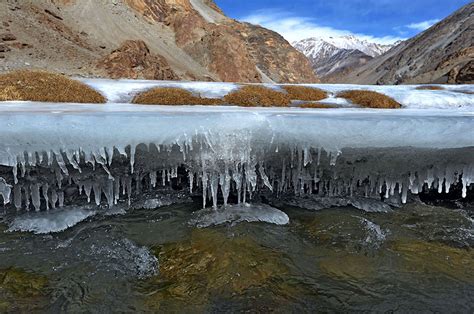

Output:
xmin=0 ymin=267 xmax=49 ymax=312
xmin=143 ymin=229 xmax=288 ymax=310
xmin=319 ymin=254 xmax=377 ymax=281
xmin=299 ymin=211 xmax=388 ymax=252
xmin=389 ymin=239 xmax=474 ymax=282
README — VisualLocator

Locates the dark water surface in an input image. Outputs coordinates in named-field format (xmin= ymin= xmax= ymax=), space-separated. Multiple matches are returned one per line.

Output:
xmin=0 ymin=202 xmax=473 ymax=313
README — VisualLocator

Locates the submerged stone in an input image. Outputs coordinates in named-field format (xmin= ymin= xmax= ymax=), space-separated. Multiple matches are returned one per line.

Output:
xmin=389 ymin=239 xmax=474 ymax=282
xmin=142 ymin=229 xmax=289 ymax=310
xmin=319 ymin=254 xmax=377 ymax=281
xmin=0 ymin=267 xmax=49 ymax=311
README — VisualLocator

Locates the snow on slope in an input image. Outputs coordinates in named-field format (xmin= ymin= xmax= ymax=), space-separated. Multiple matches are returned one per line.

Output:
xmin=293 ymin=35 xmax=397 ymax=78
xmin=294 ymin=35 xmax=394 ymax=59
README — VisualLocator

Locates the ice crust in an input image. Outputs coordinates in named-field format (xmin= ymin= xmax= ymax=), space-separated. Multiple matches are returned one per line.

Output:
xmin=78 ymin=78 xmax=474 ymax=109
xmin=189 ymin=203 xmax=290 ymax=227
xmin=0 ymin=79 xmax=473 ymax=216
xmin=7 ymin=207 xmax=96 ymax=234
xmin=0 ymin=106 xmax=473 ymax=213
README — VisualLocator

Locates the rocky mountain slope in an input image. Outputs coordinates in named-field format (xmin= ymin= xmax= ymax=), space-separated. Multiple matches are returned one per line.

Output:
xmin=293 ymin=36 xmax=394 ymax=81
xmin=0 ymin=0 xmax=318 ymax=83
xmin=338 ymin=3 xmax=473 ymax=84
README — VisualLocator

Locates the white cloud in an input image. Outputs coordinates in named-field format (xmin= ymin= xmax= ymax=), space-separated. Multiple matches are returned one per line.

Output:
xmin=241 ymin=10 xmax=405 ymax=45
xmin=405 ymin=19 xmax=440 ymax=31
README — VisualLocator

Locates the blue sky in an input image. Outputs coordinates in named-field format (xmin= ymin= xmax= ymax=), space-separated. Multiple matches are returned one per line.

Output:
xmin=214 ymin=0 xmax=471 ymax=44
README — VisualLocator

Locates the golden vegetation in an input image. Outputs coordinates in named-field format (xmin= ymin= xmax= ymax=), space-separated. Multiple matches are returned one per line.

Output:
xmin=415 ymin=85 xmax=445 ymax=90
xmin=223 ymin=85 xmax=291 ymax=107
xmin=282 ymin=85 xmax=328 ymax=101
xmin=338 ymin=90 xmax=402 ymax=109
xmin=299 ymin=102 xmax=336 ymax=109
xmin=0 ymin=70 xmax=106 ymax=103
xmin=132 ymin=87 xmax=224 ymax=105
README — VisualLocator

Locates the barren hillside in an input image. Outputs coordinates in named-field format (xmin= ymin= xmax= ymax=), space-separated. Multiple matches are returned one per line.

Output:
xmin=0 ymin=0 xmax=318 ymax=83
xmin=338 ymin=3 xmax=473 ymax=84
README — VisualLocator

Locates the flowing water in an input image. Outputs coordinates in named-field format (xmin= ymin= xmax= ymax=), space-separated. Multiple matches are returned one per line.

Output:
xmin=0 ymin=200 xmax=473 ymax=313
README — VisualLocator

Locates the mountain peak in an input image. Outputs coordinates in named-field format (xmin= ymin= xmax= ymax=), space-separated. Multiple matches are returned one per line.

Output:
xmin=292 ymin=35 xmax=397 ymax=81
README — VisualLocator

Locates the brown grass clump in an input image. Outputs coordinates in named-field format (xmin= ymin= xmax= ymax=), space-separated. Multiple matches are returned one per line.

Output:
xmin=282 ymin=85 xmax=328 ymax=101
xmin=299 ymin=102 xmax=336 ymax=109
xmin=223 ymin=85 xmax=291 ymax=107
xmin=0 ymin=70 xmax=106 ymax=103
xmin=415 ymin=85 xmax=445 ymax=91
xmin=133 ymin=87 xmax=224 ymax=105
xmin=337 ymin=90 xmax=401 ymax=109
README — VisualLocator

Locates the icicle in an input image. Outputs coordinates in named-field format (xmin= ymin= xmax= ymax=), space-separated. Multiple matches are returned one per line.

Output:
xmin=258 ymin=164 xmax=273 ymax=192
xmin=84 ymin=182 xmax=92 ymax=203
xmin=12 ymin=165 xmax=18 ymax=184
xmin=124 ymin=176 xmax=132 ymax=205
xmin=42 ymin=183 xmax=50 ymax=210
xmin=55 ymin=152 xmax=69 ymax=176
xmin=0 ymin=177 xmax=12 ymax=205
xmin=13 ymin=184 xmax=21 ymax=210
xmin=202 ymin=171 xmax=208 ymax=208
xmin=58 ymin=191 xmax=64 ymax=208
xmin=23 ymin=185 xmax=30 ymax=211
xmin=114 ymin=177 xmax=121 ymax=205
xmin=129 ymin=145 xmax=136 ymax=174
xmin=104 ymin=179 xmax=114 ymax=207
xmin=66 ymin=150 xmax=81 ymax=173
xmin=51 ymin=189 xmax=58 ymax=209
xmin=188 ymin=171 xmax=194 ymax=193
xmin=150 ymin=171 xmax=157 ymax=188
xmin=92 ymin=182 xmax=101 ymax=206
xmin=220 ymin=164 xmax=231 ymax=207
xmin=31 ymin=183 xmax=41 ymax=211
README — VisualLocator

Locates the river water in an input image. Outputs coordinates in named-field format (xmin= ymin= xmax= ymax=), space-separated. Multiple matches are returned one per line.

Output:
xmin=0 ymin=200 xmax=473 ymax=312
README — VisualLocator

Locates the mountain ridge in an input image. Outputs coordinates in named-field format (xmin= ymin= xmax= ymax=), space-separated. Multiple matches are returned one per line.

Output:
xmin=293 ymin=35 xmax=396 ymax=81
xmin=333 ymin=3 xmax=474 ymax=84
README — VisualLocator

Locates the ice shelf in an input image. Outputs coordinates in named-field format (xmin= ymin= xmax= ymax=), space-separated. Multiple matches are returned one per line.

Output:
xmin=0 ymin=104 xmax=473 ymax=212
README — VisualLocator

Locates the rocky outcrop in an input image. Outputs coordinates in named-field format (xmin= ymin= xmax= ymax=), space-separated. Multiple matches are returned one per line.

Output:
xmin=240 ymin=23 xmax=318 ymax=83
xmin=97 ymin=40 xmax=178 ymax=80
xmin=448 ymin=60 xmax=474 ymax=84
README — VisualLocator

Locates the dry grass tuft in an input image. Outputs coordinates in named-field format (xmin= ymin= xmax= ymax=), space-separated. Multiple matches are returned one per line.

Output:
xmin=299 ymin=102 xmax=336 ymax=109
xmin=133 ymin=87 xmax=224 ymax=105
xmin=282 ymin=85 xmax=328 ymax=101
xmin=415 ymin=85 xmax=445 ymax=91
xmin=223 ymin=85 xmax=291 ymax=107
xmin=0 ymin=70 xmax=106 ymax=103
xmin=337 ymin=90 xmax=401 ymax=109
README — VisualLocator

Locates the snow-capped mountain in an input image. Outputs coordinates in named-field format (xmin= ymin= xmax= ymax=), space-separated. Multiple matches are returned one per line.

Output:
xmin=293 ymin=35 xmax=397 ymax=80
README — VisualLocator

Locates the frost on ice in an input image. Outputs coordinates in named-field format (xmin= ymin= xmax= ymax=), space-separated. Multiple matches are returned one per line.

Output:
xmin=0 ymin=105 xmax=473 ymax=224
